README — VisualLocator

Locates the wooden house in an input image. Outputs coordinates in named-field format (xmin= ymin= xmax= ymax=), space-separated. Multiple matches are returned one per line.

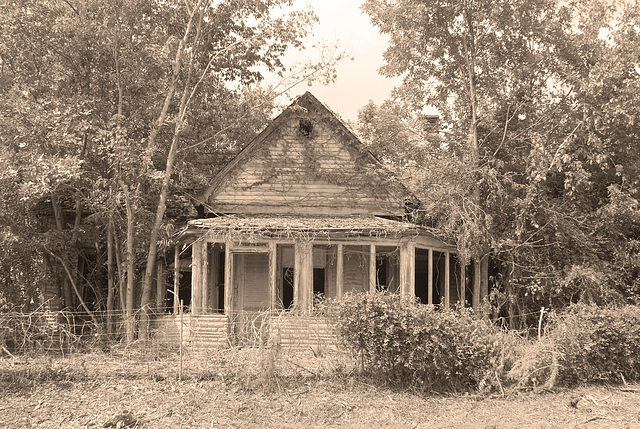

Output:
xmin=155 ymin=92 xmax=488 ymax=346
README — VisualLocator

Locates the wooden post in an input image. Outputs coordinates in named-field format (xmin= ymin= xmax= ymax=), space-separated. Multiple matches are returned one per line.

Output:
xmin=336 ymin=244 xmax=344 ymax=298
xmin=294 ymin=242 xmax=313 ymax=312
xmin=302 ymin=243 xmax=313 ymax=312
xmin=408 ymin=244 xmax=415 ymax=298
xmin=191 ymin=241 xmax=202 ymax=315
xmin=369 ymin=244 xmax=376 ymax=293
xmin=224 ymin=243 xmax=232 ymax=317
xmin=399 ymin=244 xmax=407 ymax=298
xmin=427 ymin=249 xmax=433 ymax=305
xmin=173 ymin=246 xmax=180 ymax=314
xmin=269 ymin=241 xmax=277 ymax=310
xmin=201 ymin=243 xmax=209 ymax=314
xmin=294 ymin=243 xmax=301 ymax=309
xmin=155 ymin=261 xmax=165 ymax=311
xmin=444 ymin=251 xmax=450 ymax=308
xmin=460 ymin=261 xmax=466 ymax=307
xmin=472 ymin=259 xmax=481 ymax=309
xmin=210 ymin=245 xmax=218 ymax=311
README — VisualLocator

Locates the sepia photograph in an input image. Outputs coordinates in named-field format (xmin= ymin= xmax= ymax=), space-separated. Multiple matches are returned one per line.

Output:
xmin=1 ymin=0 xmax=639 ymax=427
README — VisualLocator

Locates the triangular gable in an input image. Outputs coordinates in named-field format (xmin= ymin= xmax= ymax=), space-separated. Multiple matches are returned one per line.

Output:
xmin=200 ymin=92 xmax=408 ymax=216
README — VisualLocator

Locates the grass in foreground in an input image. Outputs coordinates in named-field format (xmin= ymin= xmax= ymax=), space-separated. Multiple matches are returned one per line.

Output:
xmin=1 ymin=346 xmax=639 ymax=428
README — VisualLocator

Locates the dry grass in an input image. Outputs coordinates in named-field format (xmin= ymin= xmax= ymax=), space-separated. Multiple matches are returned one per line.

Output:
xmin=1 ymin=347 xmax=640 ymax=428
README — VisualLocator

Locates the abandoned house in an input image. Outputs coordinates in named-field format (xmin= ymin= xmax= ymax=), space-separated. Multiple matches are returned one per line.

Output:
xmin=153 ymin=92 xmax=490 ymax=347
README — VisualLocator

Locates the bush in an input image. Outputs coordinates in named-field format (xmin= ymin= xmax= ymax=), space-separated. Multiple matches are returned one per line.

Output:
xmin=549 ymin=304 xmax=640 ymax=385
xmin=335 ymin=292 xmax=506 ymax=392
xmin=509 ymin=304 xmax=640 ymax=388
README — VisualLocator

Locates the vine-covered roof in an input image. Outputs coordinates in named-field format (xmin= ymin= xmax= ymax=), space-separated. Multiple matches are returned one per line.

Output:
xmin=186 ymin=214 xmax=422 ymax=240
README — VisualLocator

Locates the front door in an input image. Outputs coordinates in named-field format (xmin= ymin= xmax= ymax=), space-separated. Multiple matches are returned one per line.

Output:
xmin=233 ymin=253 xmax=270 ymax=311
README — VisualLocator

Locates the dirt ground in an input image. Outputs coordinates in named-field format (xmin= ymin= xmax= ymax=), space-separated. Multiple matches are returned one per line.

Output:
xmin=1 ymin=348 xmax=639 ymax=428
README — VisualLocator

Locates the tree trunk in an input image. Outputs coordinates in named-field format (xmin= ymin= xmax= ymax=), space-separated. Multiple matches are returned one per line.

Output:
xmin=139 ymin=2 xmax=205 ymax=339
xmin=51 ymin=192 xmax=73 ymax=308
xmin=43 ymin=249 xmax=98 ymax=326
xmin=106 ymin=216 xmax=115 ymax=335
xmin=121 ymin=181 xmax=136 ymax=343
xmin=115 ymin=233 xmax=126 ymax=314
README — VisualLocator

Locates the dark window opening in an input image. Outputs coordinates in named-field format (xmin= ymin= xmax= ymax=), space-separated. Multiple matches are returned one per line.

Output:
xmin=376 ymin=255 xmax=388 ymax=291
xmin=449 ymin=254 xmax=460 ymax=305
xmin=433 ymin=251 xmax=445 ymax=305
xmin=166 ymin=271 xmax=192 ymax=313
xmin=282 ymin=267 xmax=294 ymax=309
xmin=464 ymin=261 xmax=475 ymax=308
xmin=313 ymin=267 xmax=325 ymax=297
xmin=299 ymin=118 xmax=313 ymax=137
xmin=179 ymin=271 xmax=192 ymax=309
xmin=415 ymin=249 xmax=429 ymax=304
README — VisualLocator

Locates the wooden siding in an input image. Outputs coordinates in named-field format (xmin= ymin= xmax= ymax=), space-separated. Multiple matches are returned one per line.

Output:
xmin=343 ymin=246 xmax=369 ymax=293
xmin=205 ymin=93 xmax=406 ymax=216
xmin=235 ymin=253 xmax=270 ymax=311
xmin=270 ymin=314 xmax=337 ymax=350
xmin=150 ymin=314 xmax=229 ymax=349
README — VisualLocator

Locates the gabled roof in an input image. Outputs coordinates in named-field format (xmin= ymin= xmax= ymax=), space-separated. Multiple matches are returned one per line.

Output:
xmin=199 ymin=92 xmax=411 ymax=216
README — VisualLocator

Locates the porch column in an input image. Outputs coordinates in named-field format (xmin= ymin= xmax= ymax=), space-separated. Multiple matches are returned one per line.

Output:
xmin=427 ymin=249 xmax=433 ymax=305
xmin=269 ymin=242 xmax=277 ymax=310
xmin=369 ymin=244 xmax=376 ymax=293
xmin=224 ymin=243 xmax=233 ymax=317
xmin=201 ymin=243 xmax=209 ymax=314
xmin=173 ymin=246 xmax=179 ymax=314
xmin=460 ymin=262 xmax=466 ymax=307
xmin=209 ymin=245 xmax=218 ymax=311
xmin=444 ymin=251 xmax=450 ymax=308
xmin=473 ymin=259 xmax=481 ymax=309
xmin=294 ymin=241 xmax=313 ymax=312
xmin=409 ymin=243 xmax=415 ymax=298
xmin=336 ymin=244 xmax=344 ymax=298
xmin=191 ymin=241 xmax=202 ymax=315
xmin=399 ymin=244 xmax=407 ymax=298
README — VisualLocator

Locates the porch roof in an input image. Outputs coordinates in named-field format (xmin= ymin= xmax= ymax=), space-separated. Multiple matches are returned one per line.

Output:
xmin=186 ymin=214 xmax=425 ymax=240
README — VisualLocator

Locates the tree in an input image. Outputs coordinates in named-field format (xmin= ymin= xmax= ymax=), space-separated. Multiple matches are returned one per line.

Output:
xmin=361 ymin=0 xmax=640 ymax=323
xmin=0 ymin=0 xmax=342 ymax=339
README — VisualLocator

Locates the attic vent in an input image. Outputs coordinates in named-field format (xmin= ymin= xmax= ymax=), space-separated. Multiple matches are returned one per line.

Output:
xmin=299 ymin=118 xmax=313 ymax=138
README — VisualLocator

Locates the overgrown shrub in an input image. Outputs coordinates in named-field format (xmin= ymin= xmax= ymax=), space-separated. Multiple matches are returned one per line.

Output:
xmin=335 ymin=292 xmax=507 ymax=392
xmin=509 ymin=304 xmax=640 ymax=388
xmin=550 ymin=304 xmax=640 ymax=385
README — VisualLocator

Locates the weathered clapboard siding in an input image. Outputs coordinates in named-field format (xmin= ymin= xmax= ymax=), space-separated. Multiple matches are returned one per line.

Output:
xmin=150 ymin=313 xmax=339 ymax=350
xmin=203 ymin=92 xmax=407 ymax=216
xmin=237 ymin=253 xmax=270 ymax=311
xmin=270 ymin=314 xmax=338 ymax=350
xmin=343 ymin=246 xmax=370 ymax=293
xmin=150 ymin=314 xmax=229 ymax=348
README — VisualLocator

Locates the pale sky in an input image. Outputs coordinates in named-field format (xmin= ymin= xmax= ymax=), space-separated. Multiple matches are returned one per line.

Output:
xmin=264 ymin=0 xmax=400 ymax=122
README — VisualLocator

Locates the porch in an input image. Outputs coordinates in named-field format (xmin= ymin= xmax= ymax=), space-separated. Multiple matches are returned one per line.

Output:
xmin=166 ymin=215 xmax=489 ymax=316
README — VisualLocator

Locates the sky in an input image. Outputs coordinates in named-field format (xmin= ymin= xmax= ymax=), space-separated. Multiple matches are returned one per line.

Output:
xmin=263 ymin=0 xmax=401 ymax=122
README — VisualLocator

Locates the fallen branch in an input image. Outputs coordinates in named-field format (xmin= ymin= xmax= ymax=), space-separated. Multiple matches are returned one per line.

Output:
xmin=1 ymin=345 xmax=15 ymax=358
xmin=42 ymin=248 xmax=99 ymax=326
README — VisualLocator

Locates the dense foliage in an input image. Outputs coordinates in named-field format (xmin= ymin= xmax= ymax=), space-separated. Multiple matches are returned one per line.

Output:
xmin=546 ymin=305 xmax=640 ymax=385
xmin=336 ymin=294 xmax=640 ymax=391
xmin=359 ymin=0 xmax=640 ymax=322
xmin=0 ymin=0 xmax=338 ymax=326
xmin=335 ymin=292 xmax=506 ymax=392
